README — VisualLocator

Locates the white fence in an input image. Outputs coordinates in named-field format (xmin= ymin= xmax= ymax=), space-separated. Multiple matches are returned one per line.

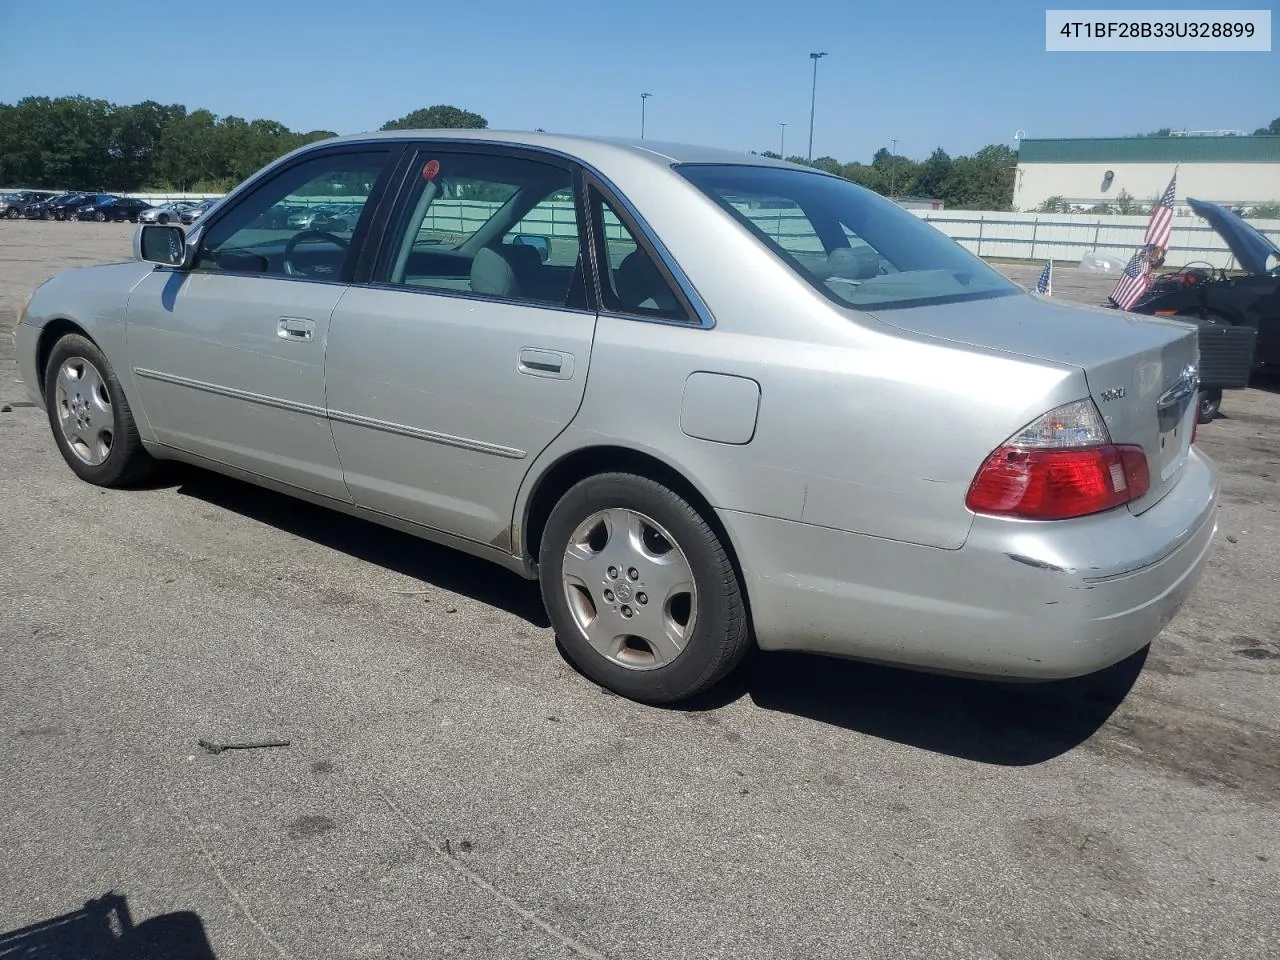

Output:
xmin=409 ymin=200 xmax=1280 ymax=270
xmin=911 ymin=209 xmax=1280 ymax=270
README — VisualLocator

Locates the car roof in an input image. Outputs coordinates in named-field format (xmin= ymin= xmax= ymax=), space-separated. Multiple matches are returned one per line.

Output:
xmin=322 ymin=129 xmax=801 ymax=172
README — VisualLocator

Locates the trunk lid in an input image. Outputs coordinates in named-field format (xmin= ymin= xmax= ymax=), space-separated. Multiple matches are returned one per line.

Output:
xmin=868 ymin=291 xmax=1200 ymax=513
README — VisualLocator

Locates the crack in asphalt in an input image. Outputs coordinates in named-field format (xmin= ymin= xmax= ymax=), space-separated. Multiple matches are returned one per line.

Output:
xmin=377 ymin=789 xmax=610 ymax=960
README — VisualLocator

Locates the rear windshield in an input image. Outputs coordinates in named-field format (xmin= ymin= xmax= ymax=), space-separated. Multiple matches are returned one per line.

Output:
xmin=676 ymin=164 xmax=1019 ymax=311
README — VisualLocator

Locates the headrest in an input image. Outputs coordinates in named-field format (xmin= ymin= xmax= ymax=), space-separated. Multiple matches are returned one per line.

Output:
xmin=615 ymin=249 xmax=677 ymax=311
xmin=471 ymin=247 xmax=520 ymax=298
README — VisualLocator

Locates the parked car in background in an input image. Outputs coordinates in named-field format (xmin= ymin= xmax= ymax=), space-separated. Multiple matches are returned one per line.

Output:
xmin=25 ymin=193 xmax=86 ymax=220
xmin=1126 ymin=197 xmax=1280 ymax=422
xmin=14 ymin=132 xmax=1220 ymax=705
xmin=2 ymin=190 xmax=58 ymax=219
xmin=23 ymin=193 xmax=73 ymax=220
xmin=49 ymin=193 xmax=114 ymax=221
xmin=180 ymin=199 xmax=218 ymax=224
xmin=286 ymin=204 xmax=347 ymax=230
xmin=74 ymin=197 xmax=153 ymax=223
xmin=248 ymin=203 xmax=303 ymax=229
xmin=138 ymin=202 xmax=194 ymax=225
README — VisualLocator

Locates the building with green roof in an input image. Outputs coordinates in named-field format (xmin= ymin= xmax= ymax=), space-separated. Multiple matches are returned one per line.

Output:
xmin=1013 ymin=136 xmax=1279 ymax=212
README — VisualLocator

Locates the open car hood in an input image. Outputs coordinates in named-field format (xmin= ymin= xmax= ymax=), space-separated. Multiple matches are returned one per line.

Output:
xmin=1188 ymin=196 xmax=1280 ymax=276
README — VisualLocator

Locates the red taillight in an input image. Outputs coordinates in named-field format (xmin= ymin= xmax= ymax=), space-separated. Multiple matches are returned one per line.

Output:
xmin=966 ymin=444 xmax=1150 ymax=520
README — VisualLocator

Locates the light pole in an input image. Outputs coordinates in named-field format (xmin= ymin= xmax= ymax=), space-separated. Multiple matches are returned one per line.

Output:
xmin=807 ymin=51 xmax=827 ymax=163
xmin=779 ymin=121 xmax=787 ymax=158
xmin=890 ymin=138 xmax=898 ymax=198
xmin=640 ymin=92 xmax=652 ymax=139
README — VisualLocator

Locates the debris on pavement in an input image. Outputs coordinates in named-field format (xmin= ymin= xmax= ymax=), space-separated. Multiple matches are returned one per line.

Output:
xmin=197 ymin=739 xmax=291 ymax=755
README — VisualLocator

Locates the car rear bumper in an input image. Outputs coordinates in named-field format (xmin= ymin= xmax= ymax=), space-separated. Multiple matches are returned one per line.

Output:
xmin=719 ymin=448 xmax=1219 ymax=680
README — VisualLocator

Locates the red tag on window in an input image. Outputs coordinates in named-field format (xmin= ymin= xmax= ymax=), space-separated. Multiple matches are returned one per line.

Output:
xmin=422 ymin=159 xmax=440 ymax=181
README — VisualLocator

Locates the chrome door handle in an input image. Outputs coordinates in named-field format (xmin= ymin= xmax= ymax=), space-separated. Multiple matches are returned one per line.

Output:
xmin=277 ymin=317 xmax=315 ymax=341
xmin=518 ymin=348 xmax=574 ymax=380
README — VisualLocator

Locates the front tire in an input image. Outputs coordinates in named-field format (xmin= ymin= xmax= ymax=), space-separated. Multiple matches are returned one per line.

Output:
xmin=44 ymin=334 xmax=156 ymax=487
xmin=156 ymin=213 xmax=170 ymax=224
xmin=539 ymin=472 xmax=751 ymax=704
xmin=5 ymin=207 xmax=18 ymax=219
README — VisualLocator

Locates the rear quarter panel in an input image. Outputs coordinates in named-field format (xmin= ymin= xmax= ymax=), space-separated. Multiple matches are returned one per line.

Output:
xmin=520 ymin=307 xmax=1085 ymax=552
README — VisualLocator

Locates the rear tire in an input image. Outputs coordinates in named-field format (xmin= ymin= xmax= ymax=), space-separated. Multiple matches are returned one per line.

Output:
xmin=539 ymin=472 xmax=751 ymax=704
xmin=1184 ymin=309 xmax=1232 ymax=424
xmin=43 ymin=334 xmax=157 ymax=487
xmin=157 ymin=213 xmax=169 ymax=224
xmin=1197 ymin=388 xmax=1222 ymax=425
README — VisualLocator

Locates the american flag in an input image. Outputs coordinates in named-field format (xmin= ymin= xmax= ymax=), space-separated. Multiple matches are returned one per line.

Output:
xmin=1144 ymin=171 xmax=1177 ymax=249
xmin=1111 ymin=245 xmax=1158 ymax=311
xmin=1110 ymin=170 xmax=1177 ymax=310
xmin=1035 ymin=260 xmax=1052 ymax=295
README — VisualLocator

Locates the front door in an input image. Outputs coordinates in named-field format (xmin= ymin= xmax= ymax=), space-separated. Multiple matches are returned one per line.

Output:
xmin=125 ymin=146 xmax=398 ymax=500
xmin=325 ymin=146 xmax=596 ymax=549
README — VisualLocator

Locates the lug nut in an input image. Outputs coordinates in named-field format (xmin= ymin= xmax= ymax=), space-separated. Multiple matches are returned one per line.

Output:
xmin=636 ymin=592 xmax=647 ymax=605
xmin=607 ymin=566 xmax=619 ymax=579
xmin=621 ymin=605 xmax=633 ymax=618
xmin=628 ymin=567 xmax=639 ymax=580
xmin=603 ymin=589 xmax=615 ymax=603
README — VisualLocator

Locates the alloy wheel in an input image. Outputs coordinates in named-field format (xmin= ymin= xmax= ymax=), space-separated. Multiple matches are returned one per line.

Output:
xmin=560 ymin=507 xmax=698 ymax=671
xmin=54 ymin=356 xmax=114 ymax=466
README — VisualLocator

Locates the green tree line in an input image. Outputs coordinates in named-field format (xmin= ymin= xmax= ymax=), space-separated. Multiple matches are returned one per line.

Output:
xmin=0 ymin=98 xmax=490 ymax=193
xmin=0 ymin=96 xmax=344 ymax=192
xmin=756 ymin=144 xmax=1018 ymax=210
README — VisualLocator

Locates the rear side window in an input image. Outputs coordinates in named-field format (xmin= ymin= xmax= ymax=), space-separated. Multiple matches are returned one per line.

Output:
xmin=379 ymin=150 xmax=587 ymax=309
xmin=677 ymin=164 xmax=1019 ymax=311
xmin=589 ymin=190 xmax=689 ymax=322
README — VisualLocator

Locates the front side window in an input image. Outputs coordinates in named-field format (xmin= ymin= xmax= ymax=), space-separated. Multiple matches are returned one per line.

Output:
xmin=677 ymin=164 xmax=1019 ymax=310
xmin=381 ymin=151 xmax=585 ymax=308
xmin=195 ymin=150 xmax=391 ymax=279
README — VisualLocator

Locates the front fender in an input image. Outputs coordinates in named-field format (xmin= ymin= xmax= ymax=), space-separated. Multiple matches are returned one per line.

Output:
xmin=20 ymin=261 xmax=159 ymax=437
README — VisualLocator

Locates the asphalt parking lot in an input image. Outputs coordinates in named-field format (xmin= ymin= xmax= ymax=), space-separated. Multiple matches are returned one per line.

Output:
xmin=2 ymin=221 xmax=1278 ymax=960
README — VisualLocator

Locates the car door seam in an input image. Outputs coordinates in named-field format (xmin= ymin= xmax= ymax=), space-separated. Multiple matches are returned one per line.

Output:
xmin=323 ymin=287 xmax=358 ymax=502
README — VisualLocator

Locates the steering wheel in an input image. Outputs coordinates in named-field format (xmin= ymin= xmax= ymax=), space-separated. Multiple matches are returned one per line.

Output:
xmin=283 ymin=229 xmax=349 ymax=276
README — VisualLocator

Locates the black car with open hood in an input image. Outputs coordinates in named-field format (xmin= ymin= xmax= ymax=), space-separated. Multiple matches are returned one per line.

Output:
xmin=1126 ymin=197 xmax=1280 ymax=423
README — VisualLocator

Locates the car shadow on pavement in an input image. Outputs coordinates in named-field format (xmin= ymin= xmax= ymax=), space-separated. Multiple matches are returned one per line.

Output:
xmin=0 ymin=892 xmax=218 ymax=959
xmin=166 ymin=467 xmax=1140 ymax=765
xmin=172 ymin=467 xmax=550 ymax=627
xmin=688 ymin=646 xmax=1149 ymax=766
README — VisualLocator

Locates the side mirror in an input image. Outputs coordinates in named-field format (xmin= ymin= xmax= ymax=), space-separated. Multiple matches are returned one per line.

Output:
xmin=134 ymin=224 xmax=191 ymax=267
xmin=512 ymin=233 xmax=552 ymax=263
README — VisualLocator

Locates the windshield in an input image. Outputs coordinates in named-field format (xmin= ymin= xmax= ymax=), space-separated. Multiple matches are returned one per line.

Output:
xmin=676 ymin=164 xmax=1019 ymax=310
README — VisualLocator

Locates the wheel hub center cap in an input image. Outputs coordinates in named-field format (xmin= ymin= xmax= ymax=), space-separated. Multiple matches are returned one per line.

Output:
xmin=614 ymin=582 xmax=633 ymax=603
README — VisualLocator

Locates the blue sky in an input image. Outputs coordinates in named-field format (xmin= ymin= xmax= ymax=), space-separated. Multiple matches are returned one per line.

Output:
xmin=2 ymin=0 xmax=1274 ymax=162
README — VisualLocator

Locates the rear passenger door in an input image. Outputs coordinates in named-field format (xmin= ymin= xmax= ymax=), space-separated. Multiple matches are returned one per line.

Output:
xmin=325 ymin=145 xmax=597 ymax=551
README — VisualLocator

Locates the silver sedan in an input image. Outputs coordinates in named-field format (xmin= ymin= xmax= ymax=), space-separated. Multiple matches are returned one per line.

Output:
xmin=14 ymin=131 xmax=1219 ymax=704
xmin=138 ymin=202 xmax=194 ymax=225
